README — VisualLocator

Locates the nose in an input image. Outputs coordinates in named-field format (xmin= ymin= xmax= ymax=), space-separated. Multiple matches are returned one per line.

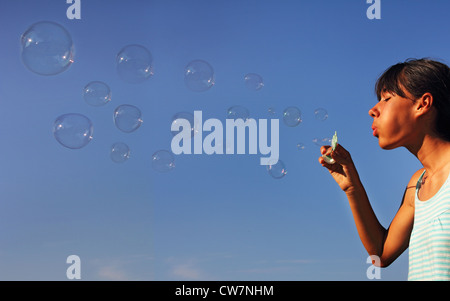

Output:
xmin=368 ymin=103 xmax=379 ymax=118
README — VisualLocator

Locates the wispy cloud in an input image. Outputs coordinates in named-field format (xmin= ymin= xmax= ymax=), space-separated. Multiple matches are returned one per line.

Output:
xmin=91 ymin=254 xmax=154 ymax=281
xmin=163 ymin=255 xmax=316 ymax=280
xmin=235 ymin=259 xmax=316 ymax=275
xmin=97 ymin=265 xmax=129 ymax=281
xmin=171 ymin=262 xmax=204 ymax=280
xmin=166 ymin=257 xmax=210 ymax=280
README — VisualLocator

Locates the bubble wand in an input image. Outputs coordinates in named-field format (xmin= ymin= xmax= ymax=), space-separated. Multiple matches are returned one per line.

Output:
xmin=322 ymin=131 xmax=337 ymax=164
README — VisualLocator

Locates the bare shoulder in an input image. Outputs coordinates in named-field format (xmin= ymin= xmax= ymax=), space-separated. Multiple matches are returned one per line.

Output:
xmin=408 ymin=168 xmax=425 ymax=187
xmin=403 ymin=168 xmax=425 ymax=208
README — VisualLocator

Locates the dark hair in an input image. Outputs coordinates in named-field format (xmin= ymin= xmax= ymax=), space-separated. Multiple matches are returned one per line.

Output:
xmin=375 ymin=58 xmax=450 ymax=141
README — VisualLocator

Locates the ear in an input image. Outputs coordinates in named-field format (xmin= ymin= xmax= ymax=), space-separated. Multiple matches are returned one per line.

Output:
xmin=415 ymin=92 xmax=434 ymax=117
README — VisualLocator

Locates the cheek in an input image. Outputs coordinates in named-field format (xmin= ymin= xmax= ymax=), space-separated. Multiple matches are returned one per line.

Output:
xmin=379 ymin=113 xmax=414 ymax=148
xmin=381 ymin=104 xmax=411 ymax=130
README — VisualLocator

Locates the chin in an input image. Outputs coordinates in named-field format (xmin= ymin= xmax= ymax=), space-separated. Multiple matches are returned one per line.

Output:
xmin=378 ymin=139 xmax=399 ymax=150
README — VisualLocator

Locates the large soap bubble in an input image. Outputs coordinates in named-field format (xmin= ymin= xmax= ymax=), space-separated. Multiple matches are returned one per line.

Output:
xmin=113 ymin=104 xmax=143 ymax=133
xmin=244 ymin=73 xmax=264 ymax=90
xmin=116 ymin=44 xmax=153 ymax=83
xmin=151 ymin=150 xmax=175 ymax=173
xmin=267 ymin=160 xmax=287 ymax=179
xmin=53 ymin=113 xmax=93 ymax=149
xmin=227 ymin=105 xmax=250 ymax=121
xmin=21 ymin=21 xmax=74 ymax=75
xmin=110 ymin=142 xmax=130 ymax=163
xmin=171 ymin=112 xmax=200 ymax=138
xmin=283 ymin=106 xmax=302 ymax=127
xmin=83 ymin=81 xmax=111 ymax=106
xmin=184 ymin=60 xmax=215 ymax=92
xmin=314 ymin=108 xmax=328 ymax=121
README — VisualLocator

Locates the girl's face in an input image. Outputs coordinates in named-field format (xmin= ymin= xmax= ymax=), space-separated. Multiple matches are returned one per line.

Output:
xmin=368 ymin=91 xmax=418 ymax=150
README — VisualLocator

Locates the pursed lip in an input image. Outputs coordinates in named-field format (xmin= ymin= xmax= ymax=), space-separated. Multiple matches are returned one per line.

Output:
xmin=371 ymin=125 xmax=378 ymax=137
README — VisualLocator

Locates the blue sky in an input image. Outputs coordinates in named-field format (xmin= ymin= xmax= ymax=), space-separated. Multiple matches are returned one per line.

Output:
xmin=1 ymin=0 xmax=449 ymax=280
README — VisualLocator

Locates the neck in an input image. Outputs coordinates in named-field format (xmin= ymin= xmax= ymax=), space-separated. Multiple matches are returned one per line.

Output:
xmin=409 ymin=134 xmax=450 ymax=174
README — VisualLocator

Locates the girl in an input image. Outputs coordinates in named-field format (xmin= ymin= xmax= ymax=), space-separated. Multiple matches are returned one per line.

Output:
xmin=319 ymin=58 xmax=450 ymax=280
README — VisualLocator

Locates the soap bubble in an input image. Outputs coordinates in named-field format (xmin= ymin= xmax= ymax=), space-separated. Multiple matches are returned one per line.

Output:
xmin=110 ymin=142 xmax=130 ymax=163
xmin=152 ymin=150 xmax=175 ymax=173
xmin=116 ymin=44 xmax=153 ymax=83
xmin=244 ymin=73 xmax=264 ymax=90
xmin=113 ymin=104 xmax=143 ymax=133
xmin=53 ymin=113 xmax=93 ymax=149
xmin=268 ymin=107 xmax=276 ymax=116
xmin=184 ymin=60 xmax=215 ymax=92
xmin=313 ymin=137 xmax=331 ymax=147
xmin=296 ymin=143 xmax=305 ymax=150
xmin=267 ymin=160 xmax=287 ymax=179
xmin=83 ymin=81 xmax=111 ymax=106
xmin=21 ymin=21 xmax=74 ymax=75
xmin=283 ymin=106 xmax=302 ymax=127
xmin=171 ymin=112 xmax=199 ymax=138
xmin=227 ymin=105 xmax=249 ymax=121
xmin=314 ymin=108 xmax=328 ymax=121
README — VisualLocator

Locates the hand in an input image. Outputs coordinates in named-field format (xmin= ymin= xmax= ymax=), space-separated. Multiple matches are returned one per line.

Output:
xmin=318 ymin=144 xmax=361 ymax=193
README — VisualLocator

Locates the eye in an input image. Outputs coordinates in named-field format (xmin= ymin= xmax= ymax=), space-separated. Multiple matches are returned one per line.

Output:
xmin=382 ymin=97 xmax=391 ymax=102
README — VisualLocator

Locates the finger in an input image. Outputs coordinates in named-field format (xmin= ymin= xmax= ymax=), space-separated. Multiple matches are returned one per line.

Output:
xmin=319 ymin=155 xmax=330 ymax=163
xmin=320 ymin=145 xmax=331 ymax=155
xmin=319 ymin=155 xmax=337 ymax=169
xmin=333 ymin=143 xmax=350 ymax=157
xmin=330 ymin=149 xmax=344 ymax=165
xmin=318 ymin=155 xmax=330 ymax=166
xmin=331 ymin=144 xmax=352 ymax=165
xmin=320 ymin=157 xmax=345 ymax=175
xmin=318 ymin=156 xmax=324 ymax=164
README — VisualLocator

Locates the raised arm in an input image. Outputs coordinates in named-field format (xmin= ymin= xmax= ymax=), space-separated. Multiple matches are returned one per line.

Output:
xmin=319 ymin=144 xmax=418 ymax=267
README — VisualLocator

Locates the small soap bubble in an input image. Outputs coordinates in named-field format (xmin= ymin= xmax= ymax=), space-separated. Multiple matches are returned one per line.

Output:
xmin=296 ymin=143 xmax=305 ymax=150
xmin=53 ymin=113 xmax=93 ymax=149
xmin=244 ymin=73 xmax=264 ymax=90
xmin=113 ymin=104 xmax=143 ymax=133
xmin=110 ymin=142 xmax=130 ymax=163
xmin=267 ymin=160 xmax=287 ymax=179
xmin=227 ymin=105 xmax=250 ymax=121
xmin=314 ymin=108 xmax=328 ymax=121
xmin=83 ymin=81 xmax=111 ymax=106
xmin=171 ymin=112 xmax=199 ymax=138
xmin=313 ymin=137 xmax=331 ymax=147
xmin=184 ymin=60 xmax=215 ymax=92
xmin=152 ymin=150 xmax=175 ymax=173
xmin=283 ymin=106 xmax=302 ymax=127
xmin=116 ymin=44 xmax=153 ymax=83
xmin=268 ymin=107 xmax=276 ymax=116
xmin=21 ymin=21 xmax=74 ymax=75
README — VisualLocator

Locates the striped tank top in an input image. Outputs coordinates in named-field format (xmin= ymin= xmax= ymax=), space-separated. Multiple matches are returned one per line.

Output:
xmin=408 ymin=170 xmax=450 ymax=280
